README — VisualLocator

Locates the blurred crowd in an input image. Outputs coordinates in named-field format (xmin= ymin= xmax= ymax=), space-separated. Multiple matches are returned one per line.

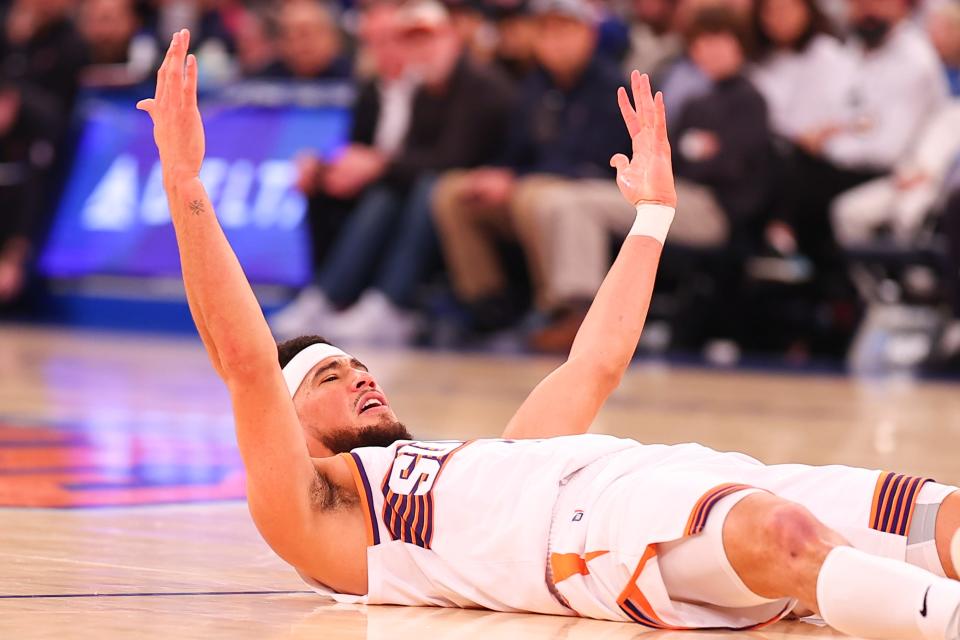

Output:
xmin=3 ymin=0 xmax=960 ymax=367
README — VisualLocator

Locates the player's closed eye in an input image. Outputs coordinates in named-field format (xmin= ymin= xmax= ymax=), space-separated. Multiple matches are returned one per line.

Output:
xmin=321 ymin=375 xmax=338 ymax=384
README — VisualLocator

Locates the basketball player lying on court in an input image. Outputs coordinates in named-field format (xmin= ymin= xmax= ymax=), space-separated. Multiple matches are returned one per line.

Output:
xmin=140 ymin=30 xmax=960 ymax=638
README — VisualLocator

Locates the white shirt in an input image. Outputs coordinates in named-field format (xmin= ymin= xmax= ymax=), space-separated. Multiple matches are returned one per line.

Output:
xmin=824 ymin=22 xmax=949 ymax=170
xmin=750 ymin=34 xmax=854 ymax=141
xmin=373 ymin=77 xmax=416 ymax=158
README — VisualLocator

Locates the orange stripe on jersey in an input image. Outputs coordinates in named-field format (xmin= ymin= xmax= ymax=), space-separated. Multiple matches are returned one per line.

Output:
xmin=550 ymin=550 xmax=610 ymax=584
xmin=339 ymin=452 xmax=380 ymax=547
xmin=870 ymin=472 xmax=933 ymax=536
xmin=617 ymin=545 xmax=792 ymax=630
xmin=618 ymin=546 xmax=677 ymax=629
xmin=684 ymin=483 xmax=754 ymax=537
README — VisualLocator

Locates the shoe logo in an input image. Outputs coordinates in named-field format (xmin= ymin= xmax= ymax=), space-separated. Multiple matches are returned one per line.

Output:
xmin=921 ymin=586 xmax=931 ymax=618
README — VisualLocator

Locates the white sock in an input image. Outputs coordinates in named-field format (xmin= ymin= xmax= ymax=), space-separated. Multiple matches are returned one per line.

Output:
xmin=817 ymin=546 xmax=960 ymax=640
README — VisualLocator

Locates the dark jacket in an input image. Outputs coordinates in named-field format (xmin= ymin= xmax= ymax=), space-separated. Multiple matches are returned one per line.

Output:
xmin=0 ymin=14 xmax=88 ymax=136
xmin=498 ymin=56 xmax=629 ymax=179
xmin=348 ymin=78 xmax=381 ymax=147
xmin=671 ymin=74 xmax=773 ymax=221
xmin=382 ymin=55 xmax=515 ymax=188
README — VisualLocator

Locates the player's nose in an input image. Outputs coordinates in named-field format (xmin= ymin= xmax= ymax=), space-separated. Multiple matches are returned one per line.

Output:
xmin=353 ymin=370 xmax=377 ymax=390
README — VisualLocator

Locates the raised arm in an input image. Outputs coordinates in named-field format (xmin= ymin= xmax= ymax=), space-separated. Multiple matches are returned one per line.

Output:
xmin=502 ymin=71 xmax=676 ymax=439
xmin=138 ymin=31 xmax=320 ymax=562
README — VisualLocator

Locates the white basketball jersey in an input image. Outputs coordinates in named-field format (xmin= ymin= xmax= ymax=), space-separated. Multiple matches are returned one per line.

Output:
xmin=299 ymin=434 xmax=640 ymax=614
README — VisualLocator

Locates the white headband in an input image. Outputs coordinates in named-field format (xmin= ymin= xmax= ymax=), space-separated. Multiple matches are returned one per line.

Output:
xmin=282 ymin=343 xmax=352 ymax=397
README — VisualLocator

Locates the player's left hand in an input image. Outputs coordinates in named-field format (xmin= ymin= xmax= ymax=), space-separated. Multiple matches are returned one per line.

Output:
xmin=610 ymin=71 xmax=677 ymax=208
xmin=136 ymin=29 xmax=205 ymax=186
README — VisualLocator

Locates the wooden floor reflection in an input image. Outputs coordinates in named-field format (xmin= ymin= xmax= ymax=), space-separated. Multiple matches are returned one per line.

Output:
xmin=1 ymin=325 xmax=958 ymax=638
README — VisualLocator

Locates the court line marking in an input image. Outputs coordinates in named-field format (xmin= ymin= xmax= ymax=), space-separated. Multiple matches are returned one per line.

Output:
xmin=0 ymin=590 xmax=314 ymax=599
xmin=0 ymin=550 xmax=287 ymax=580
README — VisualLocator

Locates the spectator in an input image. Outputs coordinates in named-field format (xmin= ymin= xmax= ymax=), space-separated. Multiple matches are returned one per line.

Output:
xmin=259 ymin=0 xmax=351 ymax=79
xmin=233 ymin=8 xmax=277 ymax=78
xmin=671 ymin=7 xmax=772 ymax=243
xmin=0 ymin=81 xmax=54 ymax=305
xmin=0 ymin=0 xmax=87 ymax=304
xmin=443 ymin=0 xmax=496 ymax=64
xmin=431 ymin=0 xmax=628 ymax=335
xmin=749 ymin=0 xmax=851 ymax=144
xmin=273 ymin=0 xmax=415 ymax=337
xmin=517 ymin=5 xmax=772 ymax=352
xmin=652 ymin=0 xmax=711 ymax=123
xmin=623 ymin=0 xmax=683 ymax=76
xmin=151 ymin=0 xmax=242 ymax=84
xmin=0 ymin=0 xmax=88 ymax=130
xmin=774 ymin=0 xmax=949 ymax=264
xmin=928 ymin=0 xmax=960 ymax=96
xmin=489 ymin=0 xmax=538 ymax=83
xmin=271 ymin=1 xmax=514 ymax=344
xmin=78 ymin=0 xmax=158 ymax=87
xmin=831 ymin=102 xmax=960 ymax=246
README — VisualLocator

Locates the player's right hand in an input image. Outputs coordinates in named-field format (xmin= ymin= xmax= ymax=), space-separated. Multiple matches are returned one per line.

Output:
xmin=136 ymin=29 xmax=205 ymax=186
xmin=610 ymin=71 xmax=677 ymax=209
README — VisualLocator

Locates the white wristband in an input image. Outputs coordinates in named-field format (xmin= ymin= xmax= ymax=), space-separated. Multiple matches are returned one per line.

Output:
xmin=629 ymin=203 xmax=675 ymax=245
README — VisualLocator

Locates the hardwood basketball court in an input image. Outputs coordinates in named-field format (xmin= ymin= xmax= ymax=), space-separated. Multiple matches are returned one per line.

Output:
xmin=1 ymin=324 xmax=957 ymax=638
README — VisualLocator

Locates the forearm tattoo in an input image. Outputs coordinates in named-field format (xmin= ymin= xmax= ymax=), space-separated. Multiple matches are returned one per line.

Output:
xmin=188 ymin=199 xmax=204 ymax=216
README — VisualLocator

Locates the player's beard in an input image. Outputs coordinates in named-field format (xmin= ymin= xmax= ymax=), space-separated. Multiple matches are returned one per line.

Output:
xmin=319 ymin=418 xmax=413 ymax=454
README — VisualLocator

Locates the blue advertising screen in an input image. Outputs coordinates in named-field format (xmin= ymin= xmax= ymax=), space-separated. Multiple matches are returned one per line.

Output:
xmin=40 ymin=91 xmax=351 ymax=286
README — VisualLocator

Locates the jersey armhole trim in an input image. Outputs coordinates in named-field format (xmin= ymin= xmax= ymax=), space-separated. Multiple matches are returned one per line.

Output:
xmin=340 ymin=451 xmax=381 ymax=546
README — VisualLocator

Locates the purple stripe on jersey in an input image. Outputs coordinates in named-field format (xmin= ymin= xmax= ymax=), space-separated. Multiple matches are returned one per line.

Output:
xmin=879 ymin=474 xmax=905 ymax=534
xmin=691 ymin=485 xmax=742 ymax=535
xmin=350 ymin=452 xmax=381 ymax=546
xmin=897 ymin=477 xmax=930 ymax=536
xmin=620 ymin=599 xmax=664 ymax=629
xmin=413 ymin=494 xmax=427 ymax=545
xmin=890 ymin=476 xmax=916 ymax=536
xmin=872 ymin=472 xmax=895 ymax=530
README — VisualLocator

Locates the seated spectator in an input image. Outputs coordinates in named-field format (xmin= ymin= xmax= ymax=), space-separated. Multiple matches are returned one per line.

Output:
xmin=443 ymin=0 xmax=496 ymax=64
xmin=233 ymin=8 xmax=277 ymax=78
xmin=272 ymin=0 xmax=415 ymax=337
xmin=489 ymin=0 xmax=538 ymax=83
xmin=78 ymin=0 xmax=158 ymax=87
xmin=774 ymin=0 xmax=949 ymax=264
xmin=0 ymin=0 xmax=88 ymax=129
xmin=0 ymin=81 xmax=55 ymax=305
xmin=431 ymin=0 xmax=628 ymax=336
xmin=513 ymin=5 xmax=772 ymax=352
xmin=271 ymin=1 xmax=514 ymax=344
xmin=749 ymin=0 xmax=851 ymax=144
xmin=671 ymin=7 xmax=772 ymax=243
xmin=623 ymin=0 xmax=683 ymax=76
xmin=832 ymin=102 xmax=960 ymax=246
xmin=149 ymin=0 xmax=241 ymax=84
xmin=652 ymin=0 xmax=712 ymax=124
xmin=259 ymin=0 xmax=351 ymax=80
xmin=928 ymin=0 xmax=960 ymax=96
xmin=0 ymin=0 xmax=87 ymax=305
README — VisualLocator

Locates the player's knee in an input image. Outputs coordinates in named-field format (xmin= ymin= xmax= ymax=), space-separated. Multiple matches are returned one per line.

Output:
xmin=762 ymin=502 xmax=829 ymax=565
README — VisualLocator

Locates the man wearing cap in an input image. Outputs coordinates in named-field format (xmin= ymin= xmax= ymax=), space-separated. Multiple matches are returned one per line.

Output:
xmin=432 ymin=0 xmax=630 ymax=335
xmin=270 ymin=0 xmax=514 ymax=344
